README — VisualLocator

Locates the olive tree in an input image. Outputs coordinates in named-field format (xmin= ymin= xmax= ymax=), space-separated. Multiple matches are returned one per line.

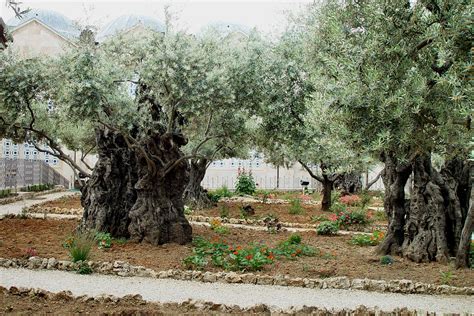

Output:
xmin=304 ymin=0 xmax=472 ymax=264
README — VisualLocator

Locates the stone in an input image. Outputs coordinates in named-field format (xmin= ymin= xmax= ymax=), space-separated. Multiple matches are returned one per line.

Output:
xmin=202 ymin=271 xmax=218 ymax=283
xmin=366 ymin=279 xmax=387 ymax=292
xmin=256 ymin=275 xmax=274 ymax=285
xmin=224 ymin=272 xmax=242 ymax=283
xmin=241 ymin=273 xmax=257 ymax=284
xmin=351 ymin=278 xmax=366 ymax=290
xmin=191 ymin=270 xmax=203 ymax=280
xmin=40 ymin=258 xmax=48 ymax=269
xmin=287 ymin=277 xmax=304 ymax=287
xmin=325 ymin=276 xmax=350 ymax=289
xmin=273 ymin=275 xmax=288 ymax=286
xmin=27 ymin=256 xmax=42 ymax=269
xmin=46 ymin=258 xmax=58 ymax=269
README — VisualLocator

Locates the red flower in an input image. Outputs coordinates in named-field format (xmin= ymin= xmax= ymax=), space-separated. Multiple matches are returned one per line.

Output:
xmin=233 ymin=251 xmax=239 ymax=255
xmin=329 ymin=214 xmax=338 ymax=221
xmin=246 ymin=254 xmax=253 ymax=260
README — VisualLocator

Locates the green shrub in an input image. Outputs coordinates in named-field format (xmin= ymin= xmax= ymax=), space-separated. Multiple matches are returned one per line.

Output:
xmin=0 ymin=189 xmax=13 ymax=198
xmin=316 ymin=221 xmax=339 ymax=236
xmin=63 ymin=232 xmax=94 ymax=262
xmin=359 ymin=190 xmax=372 ymax=208
xmin=95 ymin=232 xmax=112 ymax=249
xmin=288 ymin=198 xmax=304 ymax=215
xmin=331 ymin=209 xmax=369 ymax=228
xmin=274 ymin=235 xmax=317 ymax=259
xmin=310 ymin=215 xmax=327 ymax=222
xmin=330 ymin=190 xmax=341 ymax=207
xmin=288 ymin=233 xmax=302 ymax=245
xmin=208 ymin=186 xmax=233 ymax=203
xmin=350 ymin=231 xmax=384 ymax=246
xmin=77 ymin=262 xmax=93 ymax=275
xmin=235 ymin=171 xmax=256 ymax=195
xmin=21 ymin=183 xmax=54 ymax=192
xmin=380 ymin=255 xmax=394 ymax=265
xmin=219 ymin=205 xmax=229 ymax=218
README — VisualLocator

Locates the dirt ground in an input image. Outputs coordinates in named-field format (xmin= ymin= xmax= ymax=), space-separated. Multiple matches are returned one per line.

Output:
xmin=38 ymin=195 xmax=387 ymax=227
xmin=0 ymin=218 xmax=472 ymax=287
xmin=0 ymin=289 xmax=249 ymax=315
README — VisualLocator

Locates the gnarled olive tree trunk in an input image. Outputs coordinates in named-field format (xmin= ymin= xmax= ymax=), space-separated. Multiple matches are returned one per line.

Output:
xmin=377 ymin=152 xmax=412 ymax=255
xmin=127 ymin=133 xmax=192 ymax=245
xmin=334 ymin=172 xmax=362 ymax=195
xmin=321 ymin=176 xmax=334 ymax=212
xmin=81 ymin=129 xmax=193 ymax=245
xmin=183 ymin=158 xmax=211 ymax=209
xmin=80 ymin=128 xmax=137 ymax=238
xmin=378 ymin=152 xmax=471 ymax=264
xmin=402 ymin=155 xmax=470 ymax=263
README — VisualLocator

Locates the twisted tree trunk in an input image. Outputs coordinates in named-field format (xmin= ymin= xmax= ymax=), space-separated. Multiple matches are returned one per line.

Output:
xmin=334 ymin=172 xmax=362 ymax=195
xmin=183 ymin=158 xmax=211 ymax=209
xmin=377 ymin=152 xmax=412 ymax=255
xmin=80 ymin=128 xmax=137 ymax=238
xmin=402 ymin=156 xmax=471 ymax=263
xmin=127 ymin=133 xmax=192 ymax=245
xmin=81 ymin=129 xmax=193 ymax=245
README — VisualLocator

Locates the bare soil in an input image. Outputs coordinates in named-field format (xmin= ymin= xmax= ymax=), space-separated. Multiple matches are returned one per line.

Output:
xmin=0 ymin=218 xmax=472 ymax=287
xmin=0 ymin=288 xmax=247 ymax=315
xmin=38 ymin=195 xmax=387 ymax=226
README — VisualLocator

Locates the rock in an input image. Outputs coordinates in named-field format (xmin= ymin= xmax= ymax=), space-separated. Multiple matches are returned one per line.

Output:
xmin=40 ymin=258 xmax=48 ymax=269
xmin=191 ymin=270 xmax=203 ymax=280
xmin=366 ymin=279 xmax=387 ymax=292
xmin=241 ymin=273 xmax=257 ymax=284
xmin=27 ymin=256 xmax=42 ymax=269
xmin=287 ymin=277 xmax=304 ymax=287
xmin=351 ymin=278 xmax=367 ymax=290
xmin=202 ymin=272 xmax=218 ymax=283
xmin=53 ymin=290 xmax=74 ymax=301
xmin=326 ymin=276 xmax=350 ymax=289
xmin=113 ymin=260 xmax=125 ymax=268
xmin=256 ymin=275 xmax=274 ymax=285
xmin=273 ymin=275 xmax=288 ymax=286
xmin=224 ymin=272 xmax=242 ymax=283
xmin=46 ymin=258 xmax=58 ymax=269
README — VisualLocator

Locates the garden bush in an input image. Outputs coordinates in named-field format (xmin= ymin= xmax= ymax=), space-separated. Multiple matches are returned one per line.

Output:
xmin=329 ymin=209 xmax=369 ymax=228
xmin=350 ymin=231 xmax=384 ymax=246
xmin=316 ymin=221 xmax=339 ymax=235
xmin=183 ymin=234 xmax=317 ymax=271
xmin=288 ymin=198 xmax=304 ymax=215
xmin=63 ymin=232 xmax=94 ymax=262
xmin=0 ymin=188 xmax=13 ymax=198
xmin=20 ymin=183 xmax=54 ymax=192
xmin=207 ymin=186 xmax=233 ymax=203
xmin=339 ymin=194 xmax=361 ymax=206
xmin=95 ymin=232 xmax=112 ymax=249
xmin=235 ymin=170 xmax=256 ymax=195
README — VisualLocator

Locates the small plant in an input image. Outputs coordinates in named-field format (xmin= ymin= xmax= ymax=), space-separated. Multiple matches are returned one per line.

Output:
xmin=263 ymin=214 xmax=281 ymax=233
xmin=288 ymin=198 xmax=304 ymax=215
xmin=113 ymin=237 xmax=128 ymax=245
xmin=329 ymin=209 xmax=369 ymax=229
xmin=0 ymin=188 xmax=13 ymax=199
xmin=339 ymin=195 xmax=361 ymax=206
xmin=77 ymin=262 xmax=93 ymax=275
xmin=310 ymin=215 xmax=327 ymax=223
xmin=439 ymin=270 xmax=454 ymax=285
xmin=235 ymin=168 xmax=256 ymax=195
xmin=316 ymin=221 xmax=339 ymax=236
xmin=184 ymin=205 xmax=193 ymax=215
xmin=359 ymin=190 xmax=372 ymax=208
xmin=275 ymin=234 xmax=317 ymax=259
xmin=95 ymin=232 xmax=112 ymax=249
xmin=23 ymin=247 xmax=38 ymax=258
xmin=240 ymin=204 xmax=255 ymax=218
xmin=219 ymin=205 xmax=229 ymax=218
xmin=63 ymin=231 xmax=94 ymax=262
xmin=215 ymin=186 xmax=233 ymax=198
xmin=380 ymin=255 xmax=394 ymax=265
xmin=330 ymin=190 xmax=341 ymax=207
xmin=330 ymin=201 xmax=347 ymax=213
xmin=350 ymin=231 xmax=384 ymax=246
xmin=209 ymin=218 xmax=229 ymax=235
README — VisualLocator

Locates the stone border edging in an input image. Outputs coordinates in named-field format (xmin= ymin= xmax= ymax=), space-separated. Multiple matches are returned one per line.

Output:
xmin=19 ymin=205 xmax=388 ymax=233
xmin=0 ymin=285 xmax=422 ymax=315
xmin=0 ymin=257 xmax=471 ymax=296
xmin=0 ymin=187 xmax=67 ymax=206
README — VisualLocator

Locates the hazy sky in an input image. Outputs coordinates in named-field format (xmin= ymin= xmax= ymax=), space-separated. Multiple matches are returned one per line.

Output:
xmin=1 ymin=0 xmax=311 ymax=36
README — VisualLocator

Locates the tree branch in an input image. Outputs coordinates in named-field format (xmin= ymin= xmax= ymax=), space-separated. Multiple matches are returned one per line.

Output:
xmin=298 ymin=160 xmax=324 ymax=183
xmin=366 ymin=170 xmax=382 ymax=190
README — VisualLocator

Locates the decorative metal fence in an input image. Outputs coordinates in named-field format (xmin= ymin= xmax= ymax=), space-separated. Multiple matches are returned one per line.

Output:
xmin=0 ymin=158 xmax=69 ymax=189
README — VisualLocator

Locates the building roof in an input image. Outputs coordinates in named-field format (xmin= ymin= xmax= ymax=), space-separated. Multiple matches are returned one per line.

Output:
xmin=7 ymin=9 xmax=81 ymax=40
xmin=97 ymin=15 xmax=165 ymax=41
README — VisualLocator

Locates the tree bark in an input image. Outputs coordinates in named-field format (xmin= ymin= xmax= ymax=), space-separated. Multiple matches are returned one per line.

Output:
xmin=80 ymin=128 xmax=137 ymax=238
xmin=334 ymin=172 xmax=362 ymax=195
xmin=401 ymin=155 xmax=470 ymax=263
xmin=127 ymin=133 xmax=192 ymax=245
xmin=377 ymin=152 xmax=412 ymax=255
xmin=183 ymin=158 xmax=211 ymax=209
xmin=456 ymin=197 xmax=473 ymax=268
xmin=321 ymin=176 xmax=334 ymax=212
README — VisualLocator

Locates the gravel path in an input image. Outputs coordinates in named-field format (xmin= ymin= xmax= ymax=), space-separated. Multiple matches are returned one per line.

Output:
xmin=1 ymin=268 xmax=472 ymax=313
xmin=0 ymin=191 xmax=77 ymax=216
